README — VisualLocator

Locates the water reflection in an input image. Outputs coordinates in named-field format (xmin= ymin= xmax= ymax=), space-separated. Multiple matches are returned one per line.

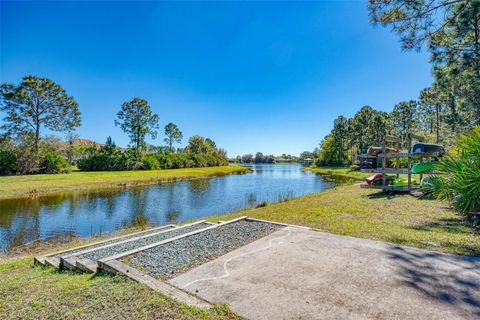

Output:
xmin=0 ymin=164 xmax=345 ymax=252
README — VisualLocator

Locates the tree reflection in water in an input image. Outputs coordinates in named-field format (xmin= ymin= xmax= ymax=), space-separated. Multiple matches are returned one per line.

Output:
xmin=0 ymin=164 xmax=339 ymax=253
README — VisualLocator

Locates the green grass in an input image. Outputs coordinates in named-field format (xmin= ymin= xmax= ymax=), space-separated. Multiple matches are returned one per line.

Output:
xmin=0 ymin=257 xmax=238 ymax=320
xmin=304 ymin=166 xmax=423 ymax=181
xmin=303 ymin=166 xmax=371 ymax=180
xmin=207 ymin=184 xmax=480 ymax=256
xmin=0 ymin=166 xmax=250 ymax=200
xmin=0 ymin=224 xmax=240 ymax=320
xmin=2 ymin=171 xmax=479 ymax=319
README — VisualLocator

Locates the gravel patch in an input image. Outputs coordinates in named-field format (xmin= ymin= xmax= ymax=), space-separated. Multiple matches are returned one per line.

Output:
xmin=51 ymin=226 xmax=176 ymax=259
xmin=125 ymin=220 xmax=282 ymax=279
xmin=77 ymin=222 xmax=212 ymax=262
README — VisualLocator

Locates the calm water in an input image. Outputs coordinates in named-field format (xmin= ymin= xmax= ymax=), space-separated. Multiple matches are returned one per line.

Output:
xmin=0 ymin=164 xmax=347 ymax=253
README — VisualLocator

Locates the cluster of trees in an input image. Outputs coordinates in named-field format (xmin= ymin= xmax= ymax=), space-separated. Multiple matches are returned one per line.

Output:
xmin=0 ymin=75 xmax=228 ymax=175
xmin=77 ymin=135 xmax=227 ymax=171
xmin=233 ymin=153 xmax=300 ymax=163
xmin=315 ymin=1 xmax=479 ymax=166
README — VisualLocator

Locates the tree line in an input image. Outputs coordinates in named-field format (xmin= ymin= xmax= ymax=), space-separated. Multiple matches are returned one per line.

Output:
xmin=233 ymin=152 xmax=301 ymax=164
xmin=0 ymin=76 xmax=228 ymax=175
xmin=315 ymin=0 xmax=479 ymax=166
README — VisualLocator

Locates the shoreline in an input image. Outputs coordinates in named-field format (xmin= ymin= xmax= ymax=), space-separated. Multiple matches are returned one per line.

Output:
xmin=2 ymin=181 xmax=478 ymax=319
xmin=302 ymin=166 xmax=370 ymax=180
xmin=4 ymin=182 xmax=478 ymax=260
xmin=0 ymin=166 xmax=251 ymax=201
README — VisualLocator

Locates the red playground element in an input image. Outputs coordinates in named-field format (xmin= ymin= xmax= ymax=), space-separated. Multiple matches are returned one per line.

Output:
xmin=365 ymin=173 xmax=383 ymax=185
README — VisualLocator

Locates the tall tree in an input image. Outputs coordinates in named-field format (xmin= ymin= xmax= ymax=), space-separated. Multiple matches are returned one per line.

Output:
xmin=254 ymin=152 xmax=265 ymax=163
xmin=391 ymin=100 xmax=418 ymax=147
xmin=0 ymin=75 xmax=81 ymax=156
xmin=163 ymin=122 xmax=183 ymax=152
xmin=186 ymin=135 xmax=208 ymax=154
xmin=370 ymin=110 xmax=393 ymax=146
xmin=330 ymin=116 xmax=349 ymax=165
xmin=115 ymin=97 xmax=159 ymax=159
xmin=418 ymin=86 xmax=444 ymax=143
xmin=369 ymin=0 xmax=480 ymax=128
xmin=351 ymin=106 xmax=376 ymax=152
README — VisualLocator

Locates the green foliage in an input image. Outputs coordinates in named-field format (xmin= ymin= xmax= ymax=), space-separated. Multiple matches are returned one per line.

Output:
xmin=418 ymin=86 xmax=443 ymax=143
xmin=432 ymin=126 xmax=480 ymax=216
xmin=346 ymin=106 xmax=392 ymax=153
xmin=391 ymin=100 xmax=418 ymax=148
xmin=0 ymin=75 xmax=81 ymax=154
xmin=186 ymin=135 xmax=229 ymax=166
xmin=163 ymin=122 xmax=183 ymax=152
xmin=419 ymin=175 xmax=445 ymax=199
xmin=115 ymin=97 xmax=159 ymax=159
xmin=315 ymin=107 xmax=394 ymax=166
xmin=141 ymin=153 xmax=161 ymax=170
xmin=0 ymin=150 xmax=18 ymax=175
xmin=77 ymin=135 xmax=227 ymax=172
xmin=315 ymin=135 xmax=346 ymax=166
xmin=77 ymin=137 xmax=130 ymax=171
xmin=369 ymin=0 xmax=480 ymax=130
xmin=41 ymin=152 xmax=71 ymax=174
xmin=140 ymin=135 xmax=228 ymax=170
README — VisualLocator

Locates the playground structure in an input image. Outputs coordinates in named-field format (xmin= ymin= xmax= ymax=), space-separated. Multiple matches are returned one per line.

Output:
xmin=359 ymin=134 xmax=443 ymax=192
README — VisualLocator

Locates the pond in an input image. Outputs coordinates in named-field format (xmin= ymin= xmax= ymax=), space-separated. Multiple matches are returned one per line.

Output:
xmin=0 ymin=164 xmax=350 ymax=253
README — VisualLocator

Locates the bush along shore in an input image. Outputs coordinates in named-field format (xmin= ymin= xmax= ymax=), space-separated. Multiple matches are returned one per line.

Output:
xmin=0 ymin=79 xmax=232 ymax=178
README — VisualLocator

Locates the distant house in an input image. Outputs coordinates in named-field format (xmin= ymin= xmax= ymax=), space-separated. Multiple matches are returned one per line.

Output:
xmin=302 ymin=158 xmax=313 ymax=164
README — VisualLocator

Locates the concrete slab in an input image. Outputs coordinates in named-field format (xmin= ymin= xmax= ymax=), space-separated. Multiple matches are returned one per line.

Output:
xmin=171 ymin=226 xmax=480 ymax=320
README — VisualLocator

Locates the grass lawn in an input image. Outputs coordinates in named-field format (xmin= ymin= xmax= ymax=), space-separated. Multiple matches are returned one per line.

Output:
xmin=0 ymin=166 xmax=249 ymax=200
xmin=304 ymin=166 xmax=424 ymax=182
xmin=304 ymin=166 xmax=371 ymax=180
xmin=1 ymin=176 xmax=478 ymax=319
xmin=208 ymin=184 xmax=480 ymax=256
xmin=0 ymin=256 xmax=238 ymax=320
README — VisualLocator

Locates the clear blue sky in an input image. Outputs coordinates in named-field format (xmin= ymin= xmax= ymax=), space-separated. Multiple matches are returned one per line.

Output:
xmin=0 ymin=1 xmax=433 ymax=156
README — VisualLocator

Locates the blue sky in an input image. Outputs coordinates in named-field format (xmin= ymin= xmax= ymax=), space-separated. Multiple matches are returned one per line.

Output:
xmin=0 ymin=1 xmax=433 ymax=156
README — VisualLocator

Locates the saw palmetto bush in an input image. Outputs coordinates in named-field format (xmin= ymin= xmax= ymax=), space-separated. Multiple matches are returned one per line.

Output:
xmin=433 ymin=126 xmax=480 ymax=217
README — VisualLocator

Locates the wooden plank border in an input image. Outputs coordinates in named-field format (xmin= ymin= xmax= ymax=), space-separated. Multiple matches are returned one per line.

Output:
xmin=62 ymin=220 xmax=212 ymax=272
xmin=102 ymin=259 xmax=211 ymax=308
xmin=97 ymin=216 xmax=294 ymax=309
xmin=98 ymin=216 xmax=248 ymax=267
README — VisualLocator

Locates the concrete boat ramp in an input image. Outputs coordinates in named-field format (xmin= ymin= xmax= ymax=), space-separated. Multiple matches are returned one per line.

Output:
xmin=36 ymin=217 xmax=480 ymax=320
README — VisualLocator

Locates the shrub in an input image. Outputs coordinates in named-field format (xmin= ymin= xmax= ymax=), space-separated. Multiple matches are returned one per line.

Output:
xmin=433 ymin=126 xmax=480 ymax=217
xmin=77 ymin=138 xmax=130 ymax=171
xmin=0 ymin=150 xmax=18 ymax=175
xmin=41 ymin=152 xmax=71 ymax=174
xmin=142 ymin=154 xmax=161 ymax=170
xmin=77 ymin=153 xmax=128 ymax=171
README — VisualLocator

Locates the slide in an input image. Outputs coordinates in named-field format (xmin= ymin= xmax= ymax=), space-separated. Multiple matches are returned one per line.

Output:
xmin=411 ymin=162 xmax=436 ymax=174
xmin=393 ymin=178 xmax=417 ymax=186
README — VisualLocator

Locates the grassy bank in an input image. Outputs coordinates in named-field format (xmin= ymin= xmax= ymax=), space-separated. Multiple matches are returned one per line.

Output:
xmin=304 ymin=166 xmax=423 ymax=182
xmin=303 ymin=166 xmax=371 ymax=180
xmin=0 ymin=255 xmax=238 ymax=320
xmin=1 ymin=181 xmax=479 ymax=319
xmin=0 ymin=166 xmax=249 ymax=200
xmin=209 ymin=184 xmax=480 ymax=256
